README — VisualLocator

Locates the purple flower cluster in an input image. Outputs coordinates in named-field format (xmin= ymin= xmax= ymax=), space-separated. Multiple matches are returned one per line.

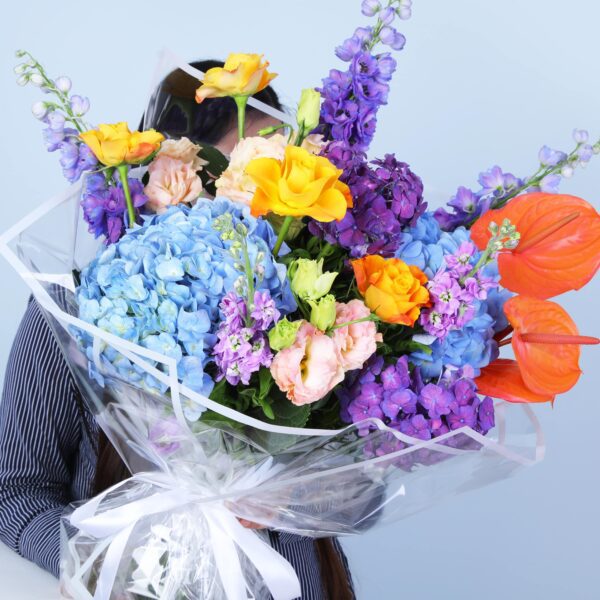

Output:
xmin=80 ymin=173 xmax=147 ymax=245
xmin=435 ymin=129 xmax=600 ymax=230
xmin=309 ymin=154 xmax=425 ymax=257
xmin=420 ymin=241 xmax=497 ymax=339
xmin=42 ymin=112 xmax=97 ymax=183
xmin=213 ymin=290 xmax=280 ymax=386
xmin=339 ymin=355 xmax=495 ymax=440
xmin=434 ymin=167 xmax=523 ymax=231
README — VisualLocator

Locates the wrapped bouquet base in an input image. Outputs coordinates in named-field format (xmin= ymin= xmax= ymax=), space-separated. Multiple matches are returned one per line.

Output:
xmin=0 ymin=180 xmax=544 ymax=600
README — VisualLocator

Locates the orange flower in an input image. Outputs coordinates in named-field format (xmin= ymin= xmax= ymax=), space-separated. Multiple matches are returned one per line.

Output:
xmin=195 ymin=53 xmax=277 ymax=102
xmin=80 ymin=122 xmax=164 ymax=167
xmin=246 ymin=145 xmax=352 ymax=222
xmin=475 ymin=359 xmax=554 ymax=404
xmin=476 ymin=296 xmax=599 ymax=403
xmin=471 ymin=192 xmax=600 ymax=299
xmin=351 ymin=255 xmax=429 ymax=325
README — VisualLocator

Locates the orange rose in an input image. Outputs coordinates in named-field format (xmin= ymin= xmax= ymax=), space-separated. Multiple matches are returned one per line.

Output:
xmin=246 ymin=145 xmax=352 ymax=222
xmin=352 ymin=255 xmax=429 ymax=325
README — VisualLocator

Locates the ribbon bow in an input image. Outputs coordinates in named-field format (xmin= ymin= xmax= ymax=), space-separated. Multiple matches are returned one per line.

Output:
xmin=66 ymin=464 xmax=301 ymax=600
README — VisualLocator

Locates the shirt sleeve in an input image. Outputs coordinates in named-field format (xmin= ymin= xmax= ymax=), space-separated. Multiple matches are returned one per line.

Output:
xmin=0 ymin=299 xmax=82 ymax=577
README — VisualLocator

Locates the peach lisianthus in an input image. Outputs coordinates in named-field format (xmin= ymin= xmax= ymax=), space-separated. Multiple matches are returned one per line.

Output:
xmin=157 ymin=137 xmax=207 ymax=172
xmin=144 ymin=155 xmax=203 ymax=214
xmin=270 ymin=322 xmax=344 ymax=406
xmin=332 ymin=300 xmax=382 ymax=371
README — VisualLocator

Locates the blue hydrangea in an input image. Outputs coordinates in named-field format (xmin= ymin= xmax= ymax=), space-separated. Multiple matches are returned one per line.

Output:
xmin=410 ymin=300 xmax=499 ymax=379
xmin=395 ymin=212 xmax=480 ymax=279
xmin=75 ymin=198 xmax=296 ymax=418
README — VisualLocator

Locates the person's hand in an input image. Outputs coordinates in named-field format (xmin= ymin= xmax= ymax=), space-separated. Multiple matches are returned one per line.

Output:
xmin=238 ymin=518 xmax=266 ymax=530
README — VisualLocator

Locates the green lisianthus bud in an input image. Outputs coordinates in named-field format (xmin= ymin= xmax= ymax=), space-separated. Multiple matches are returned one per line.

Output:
xmin=268 ymin=318 xmax=303 ymax=351
xmin=296 ymin=88 xmax=321 ymax=133
xmin=290 ymin=258 xmax=338 ymax=301
xmin=309 ymin=295 xmax=337 ymax=331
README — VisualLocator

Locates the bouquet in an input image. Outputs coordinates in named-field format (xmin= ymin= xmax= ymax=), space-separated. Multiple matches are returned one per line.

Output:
xmin=4 ymin=1 xmax=599 ymax=598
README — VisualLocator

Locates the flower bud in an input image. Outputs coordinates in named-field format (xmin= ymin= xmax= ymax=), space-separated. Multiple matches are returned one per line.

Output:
xmin=54 ymin=76 xmax=72 ymax=93
xmin=70 ymin=94 xmax=90 ymax=116
xmin=15 ymin=50 xmax=26 ymax=57
xmin=361 ymin=0 xmax=381 ymax=17
xmin=16 ymin=74 xmax=29 ymax=86
xmin=290 ymin=258 xmax=338 ymax=301
xmin=379 ymin=6 xmax=395 ymax=24
xmin=572 ymin=128 xmax=589 ymax=144
xmin=561 ymin=165 xmax=574 ymax=178
xmin=29 ymin=73 xmax=44 ymax=87
xmin=31 ymin=101 xmax=48 ymax=120
xmin=296 ymin=88 xmax=321 ymax=133
xmin=268 ymin=318 xmax=303 ymax=351
xmin=309 ymin=295 xmax=337 ymax=331
xmin=14 ymin=63 xmax=27 ymax=75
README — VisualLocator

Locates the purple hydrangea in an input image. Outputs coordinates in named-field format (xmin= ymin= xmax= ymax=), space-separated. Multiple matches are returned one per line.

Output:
xmin=309 ymin=154 xmax=425 ymax=257
xmin=213 ymin=290 xmax=279 ymax=386
xmin=80 ymin=173 xmax=147 ymax=244
xmin=339 ymin=356 xmax=495 ymax=442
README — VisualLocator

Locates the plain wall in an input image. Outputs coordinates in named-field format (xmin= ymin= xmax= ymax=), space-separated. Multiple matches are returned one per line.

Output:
xmin=1 ymin=1 xmax=598 ymax=598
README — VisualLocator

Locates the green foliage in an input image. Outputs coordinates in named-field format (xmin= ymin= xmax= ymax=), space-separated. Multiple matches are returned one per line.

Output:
xmin=197 ymin=144 xmax=229 ymax=196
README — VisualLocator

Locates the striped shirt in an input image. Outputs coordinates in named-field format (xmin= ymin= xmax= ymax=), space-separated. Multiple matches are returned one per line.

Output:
xmin=0 ymin=298 xmax=354 ymax=599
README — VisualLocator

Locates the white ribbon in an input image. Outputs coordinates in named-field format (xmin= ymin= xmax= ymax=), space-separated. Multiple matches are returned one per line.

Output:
xmin=68 ymin=466 xmax=301 ymax=600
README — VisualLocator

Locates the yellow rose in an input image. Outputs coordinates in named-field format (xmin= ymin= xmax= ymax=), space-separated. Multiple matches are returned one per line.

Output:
xmin=246 ymin=145 xmax=352 ymax=222
xmin=195 ymin=53 xmax=277 ymax=102
xmin=351 ymin=255 xmax=430 ymax=325
xmin=80 ymin=122 xmax=164 ymax=167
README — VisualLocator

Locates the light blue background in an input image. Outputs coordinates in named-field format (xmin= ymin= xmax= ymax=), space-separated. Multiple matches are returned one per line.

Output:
xmin=1 ymin=1 xmax=598 ymax=598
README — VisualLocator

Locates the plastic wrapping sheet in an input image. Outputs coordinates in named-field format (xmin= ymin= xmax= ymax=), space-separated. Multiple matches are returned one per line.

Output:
xmin=0 ymin=50 xmax=544 ymax=600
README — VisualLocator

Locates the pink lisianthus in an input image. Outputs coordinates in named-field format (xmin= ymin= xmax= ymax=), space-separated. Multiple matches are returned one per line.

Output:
xmin=144 ymin=155 xmax=203 ymax=214
xmin=270 ymin=322 xmax=344 ymax=406
xmin=332 ymin=299 xmax=382 ymax=371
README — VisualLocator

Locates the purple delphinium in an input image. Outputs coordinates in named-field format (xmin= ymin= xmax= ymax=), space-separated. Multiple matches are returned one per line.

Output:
xmin=309 ymin=154 xmax=425 ymax=257
xmin=213 ymin=290 xmax=279 ymax=386
xmin=80 ymin=173 xmax=147 ymax=244
xmin=339 ymin=357 xmax=495 ymax=444
xmin=435 ymin=128 xmax=600 ymax=231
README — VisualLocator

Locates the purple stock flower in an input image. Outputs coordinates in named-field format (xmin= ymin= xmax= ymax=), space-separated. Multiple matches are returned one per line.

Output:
xmin=213 ymin=290 xmax=277 ymax=386
xmin=361 ymin=0 xmax=381 ymax=16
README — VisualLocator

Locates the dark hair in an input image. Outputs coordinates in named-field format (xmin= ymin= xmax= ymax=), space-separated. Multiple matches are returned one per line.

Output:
xmin=141 ymin=59 xmax=283 ymax=144
xmin=97 ymin=60 xmax=354 ymax=598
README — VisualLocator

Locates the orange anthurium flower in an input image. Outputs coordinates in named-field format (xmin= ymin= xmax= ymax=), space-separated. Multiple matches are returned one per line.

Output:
xmin=471 ymin=192 xmax=600 ymax=299
xmin=476 ymin=359 xmax=555 ymax=403
xmin=504 ymin=295 xmax=595 ymax=395
xmin=476 ymin=296 xmax=599 ymax=403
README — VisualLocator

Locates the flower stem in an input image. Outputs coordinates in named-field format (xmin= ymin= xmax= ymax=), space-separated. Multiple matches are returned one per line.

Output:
xmin=234 ymin=95 xmax=249 ymax=141
xmin=273 ymin=216 xmax=293 ymax=258
xmin=329 ymin=314 xmax=380 ymax=331
xmin=117 ymin=165 xmax=136 ymax=227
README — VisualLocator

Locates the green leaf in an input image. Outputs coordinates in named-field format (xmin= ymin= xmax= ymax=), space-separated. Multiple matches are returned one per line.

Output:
xmin=270 ymin=397 xmax=311 ymax=428
xmin=197 ymin=144 xmax=229 ymax=196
